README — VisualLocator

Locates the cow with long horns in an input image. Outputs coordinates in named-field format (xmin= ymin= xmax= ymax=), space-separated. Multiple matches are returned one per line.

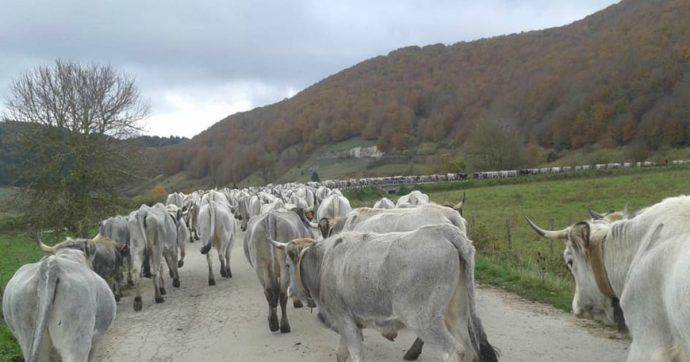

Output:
xmin=526 ymin=195 xmax=690 ymax=361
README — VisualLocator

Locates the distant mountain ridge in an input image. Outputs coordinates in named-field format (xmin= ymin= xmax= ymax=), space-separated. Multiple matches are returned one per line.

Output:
xmin=127 ymin=0 xmax=690 ymax=183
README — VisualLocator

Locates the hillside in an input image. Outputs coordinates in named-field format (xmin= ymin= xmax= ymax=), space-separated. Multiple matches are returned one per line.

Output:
xmin=159 ymin=0 xmax=690 ymax=184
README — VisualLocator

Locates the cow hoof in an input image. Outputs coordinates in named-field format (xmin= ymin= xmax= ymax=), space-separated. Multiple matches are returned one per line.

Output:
xmin=155 ymin=296 xmax=165 ymax=303
xmin=178 ymin=260 xmax=184 ymax=268
xmin=227 ymin=269 xmax=232 ymax=278
xmin=220 ymin=269 xmax=227 ymax=278
xmin=128 ymin=280 xmax=135 ymax=287
xmin=173 ymin=279 xmax=180 ymax=288
xmin=293 ymin=299 xmax=304 ymax=309
xmin=160 ymin=287 xmax=167 ymax=295
xmin=133 ymin=297 xmax=143 ymax=311
xmin=208 ymin=279 xmax=216 ymax=286
xmin=200 ymin=244 xmax=212 ymax=255
xmin=280 ymin=323 xmax=291 ymax=334
xmin=268 ymin=317 xmax=280 ymax=332
xmin=403 ymin=338 xmax=424 ymax=361
xmin=115 ymin=294 xmax=121 ymax=302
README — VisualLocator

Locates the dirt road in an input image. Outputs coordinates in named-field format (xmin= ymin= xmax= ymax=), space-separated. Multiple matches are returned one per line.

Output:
xmin=94 ymin=231 xmax=629 ymax=361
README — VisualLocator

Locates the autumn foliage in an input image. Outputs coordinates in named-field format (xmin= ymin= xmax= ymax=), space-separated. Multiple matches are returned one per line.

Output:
xmin=156 ymin=0 xmax=690 ymax=183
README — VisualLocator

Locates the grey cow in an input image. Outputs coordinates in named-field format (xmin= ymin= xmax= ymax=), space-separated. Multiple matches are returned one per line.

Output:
xmin=100 ymin=215 xmax=133 ymax=286
xmin=3 ymin=245 xmax=116 ymax=362
xmin=198 ymin=200 xmax=236 ymax=285
xmin=243 ymin=209 xmax=314 ymax=333
xmin=128 ymin=203 xmax=182 ymax=311
xmin=274 ymin=225 xmax=498 ymax=362
xmin=337 ymin=202 xmax=468 ymax=360
xmin=36 ymin=235 xmax=126 ymax=303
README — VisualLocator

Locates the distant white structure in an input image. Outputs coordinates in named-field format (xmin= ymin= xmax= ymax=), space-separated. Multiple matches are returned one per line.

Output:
xmin=347 ymin=146 xmax=383 ymax=159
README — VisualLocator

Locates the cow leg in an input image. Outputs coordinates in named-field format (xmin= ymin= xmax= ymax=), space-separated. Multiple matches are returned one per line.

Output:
xmin=178 ymin=239 xmax=186 ymax=268
xmin=151 ymin=248 xmax=165 ymax=303
xmin=112 ymin=281 xmax=121 ymax=303
xmin=165 ymin=251 xmax=181 ymax=288
xmin=127 ymin=253 xmax=134 ymax=286
xmin=279 ymin=291 xmax=290 ymax=333
xmin=52 ymin=334 xmax=92 ymax=362
xmin=412 ymin=319 xmax=464 ymax=362
xmin=142 ymin=248 xmax=152 ymax=278
xmin=131 ymin=250 xmax=144 ymax=311
xmin=403 ymin=338 xmax=425 ymax=361
xmin=206 ymin=252 xmax=216 ymax=286
xmin=224 ymin=238 xmax=233 ymax=278
xmin=264 ymin=287 xmax=279 ymax=332
xmin=337 ymin=320 xmax=364 ymax=362
xmin=218 ymin=249 xmax=227 ymax=278
xmin=114 ymin=263 xmax=124 ymax=301
xmin=158 ymin=267 xmax=166 ymax=296
xmin=336 ymin=336 xmax=349 ymax=362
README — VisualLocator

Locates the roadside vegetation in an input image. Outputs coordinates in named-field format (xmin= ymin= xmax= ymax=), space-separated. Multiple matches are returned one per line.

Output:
xmin=347 ymin=167 xmax=690 ymax=312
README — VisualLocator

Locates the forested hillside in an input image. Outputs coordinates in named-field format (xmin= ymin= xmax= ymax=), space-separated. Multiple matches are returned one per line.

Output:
xmin=139 ymin=0 xmax=690 ymax=183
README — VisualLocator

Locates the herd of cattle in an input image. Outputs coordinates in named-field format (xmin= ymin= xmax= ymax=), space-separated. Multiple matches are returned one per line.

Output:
xmin=323 ymin=159 xmax=690 ymax=189
xmin=3 ymin=180 xmax=690 ymax=361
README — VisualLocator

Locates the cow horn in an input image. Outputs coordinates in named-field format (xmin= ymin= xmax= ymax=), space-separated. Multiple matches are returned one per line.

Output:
xmin=588 ymin=208 xmax=605 ymax=220
xmin=36 ymin=237 xmax=55 ymax=254
xmin=270 ymin=239 xmax=286 ymax=250
xmin=453 ymin=192 xmax=466 ymax=211
xmin=525 ymin=217 xmax=570 ymax=240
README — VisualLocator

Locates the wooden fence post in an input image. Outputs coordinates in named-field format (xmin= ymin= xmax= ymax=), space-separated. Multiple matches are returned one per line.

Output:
xmin=549 ymin=218 xmax=555 ymax=255
xmin=506 ymin=218 xmax=512 ymax=250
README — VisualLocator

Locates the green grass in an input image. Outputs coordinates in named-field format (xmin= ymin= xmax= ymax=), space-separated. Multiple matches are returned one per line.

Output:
xmin=350 ymin=167 xmax=690 ymax=311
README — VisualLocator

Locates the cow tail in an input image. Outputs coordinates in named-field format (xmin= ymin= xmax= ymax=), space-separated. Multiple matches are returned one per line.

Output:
xmin=264 ymin=213 xmax=280 ymax=298
xmin=137 ymin=210 xmax=152 ymax=277
xmin=28 ymin=257 xmax=60 ymax=362
xmin=201 ymin=202 xmax=215 ymax=255
xmin=136 ymin=210 xmax=148 ymax=254
xmin=451 ymin=232 xmax=499 ymax=362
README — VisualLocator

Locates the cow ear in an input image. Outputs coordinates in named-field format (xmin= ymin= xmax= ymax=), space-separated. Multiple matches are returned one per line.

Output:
xmin=570 ymin=222 xmax=591 ymax=249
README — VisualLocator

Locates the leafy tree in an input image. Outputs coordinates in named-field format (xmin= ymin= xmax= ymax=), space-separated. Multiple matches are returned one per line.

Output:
xmin=465 ymin=121 xmax=527 ymax=171
xmin=3 ymin=60 xmax=148 ymax=233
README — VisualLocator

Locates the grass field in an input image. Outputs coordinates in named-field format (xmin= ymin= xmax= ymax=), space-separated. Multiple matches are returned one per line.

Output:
xmin=349 ymin=167 xmax=690 ymax=312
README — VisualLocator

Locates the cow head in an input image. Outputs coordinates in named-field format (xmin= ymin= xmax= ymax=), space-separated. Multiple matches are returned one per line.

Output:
xmin=36 ymin=236 xmax=97 ymax=268
xmin=272 ymin=238 xmax=317 ymax=308
xmin=525 ymin=217 xmax=616 ymax=326
xmin=318 ymin=218 xmax=333 ymax=238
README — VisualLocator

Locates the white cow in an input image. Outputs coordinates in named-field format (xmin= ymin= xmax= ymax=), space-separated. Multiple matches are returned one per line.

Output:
xmin=274 ymin=225 xmax=497 ymax=362
xmin=198 ymin=200 xmax=236 ymax=285
xmin=527 ymin=195 xmax=690 ymax=361
xmin=3 ymin=245 xmax=116 ymax=361
xmin=316 ymin=194 xmax=352 ymax=238
xmin=373 ymin=197 xmax=395 ymax=209
xmin=396 ymin=190 xmax=430 ymax=208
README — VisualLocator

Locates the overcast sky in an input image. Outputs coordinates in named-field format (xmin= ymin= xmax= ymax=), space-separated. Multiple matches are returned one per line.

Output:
xmin=0 ymin=0 xmax=618 ymax=138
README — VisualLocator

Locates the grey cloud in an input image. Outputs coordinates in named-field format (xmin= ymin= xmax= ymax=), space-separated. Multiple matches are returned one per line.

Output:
xmin=0 ymin=0 xmax=617 ymax=136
